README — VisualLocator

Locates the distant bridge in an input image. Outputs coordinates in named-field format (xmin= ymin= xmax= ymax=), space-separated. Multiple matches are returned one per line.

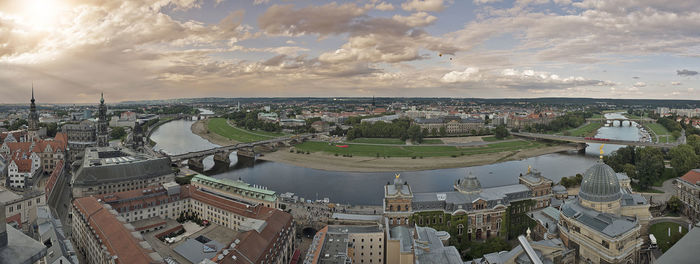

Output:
xmin=167 ymin=134 xmax=317 ymax=170
xmin=512 ymin=132 xmax=679 ymax=150
xmin=585 ymin=117 xmax=656 ymax=126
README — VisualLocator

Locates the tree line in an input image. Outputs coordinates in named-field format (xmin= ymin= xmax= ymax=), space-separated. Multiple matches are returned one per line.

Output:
xmin=345 ymin=117 xmax=425 ymax=143
xmin=520 ymin=111 xmax=595 ymax=133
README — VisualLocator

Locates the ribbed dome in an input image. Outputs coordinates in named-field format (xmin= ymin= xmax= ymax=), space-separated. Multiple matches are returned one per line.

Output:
xmin=579 ymin=160 xmax=621 ymax=202
xmin=455 ymin=172 xmax=481 ymax=194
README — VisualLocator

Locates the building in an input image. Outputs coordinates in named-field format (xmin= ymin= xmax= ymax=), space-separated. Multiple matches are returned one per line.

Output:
xmin=518 ymin=166 xmax=554 ymax=209
xmin=71 ymin=196 xmax=163 ymax=264
xmin=91 ymin=183 xmax=295 ymax=264
xmin=62 ymin=120 xmax=97 ymax=162
xmin=70 ymin=147 xmax=174 ymax=198
xmin=675 ymin=169 xmax=700 ymax=221
xmin=466 ymin=232 xmax=574 ymax=264
xmin=32 ymin=133 xmax=67 ymax=175
xmin=27 ymin=87 xmax=43 ymax=140
xmin=258 ymin=112 xmax=279 ymax=122
xmin=414 ymin=116 xmax=484 ymax=135
xmin=191 ymin=174 xmax=279 ymax=209
xmin=109 ymin=111 xmax=137 ymax=128
xmin=279 ymin=118 xmax=306 ymax=127
xmin=385 ymin=223 xmax=462 ymax=264
xmin=0 ymin=202 xmax=48 ymax=264
xmin=388 ymin=168 xmax=553 ymax=244
xmin=311 ymin=121 xmax=330 ymax=133
xmin=96 ymin=94 xmax=109 ymax=147
xmin=361 ymin=114 xmax=401 ymax=124
xmin=304 ymin=225 xmax=384 ymax=264
xmin=383 ymin=174 xmax=413 ymax=227
xmin=6 ymin=150 xmax=40 ymax=189
xmin=0 ymin=187 xmax=44 ymax=233
xmin=528 ymin=206 xmax=561 ymax=240
xmin=557 ymin=157 xmax=651 ymax=264
xmin=36 ymin=205 xmax=78 ymax=264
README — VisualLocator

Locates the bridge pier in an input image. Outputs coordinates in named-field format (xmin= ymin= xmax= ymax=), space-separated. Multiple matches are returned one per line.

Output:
xmin=576 ymin=143 xmax=588 ymax=154
xmin=188 ymin=157 xmax=205 ymax=171
xmin=213 ymin=151 xmax=231 ymax=164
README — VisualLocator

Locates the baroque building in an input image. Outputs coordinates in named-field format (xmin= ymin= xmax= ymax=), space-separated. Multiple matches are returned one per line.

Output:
xmin=383 ymin=168 xmax=553 ymax=247
xmin=557 ymin=148 xmax=651 ymax=264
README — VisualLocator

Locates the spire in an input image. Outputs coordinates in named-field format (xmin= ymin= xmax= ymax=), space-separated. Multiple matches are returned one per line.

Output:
xmin=31 ymin=83 xmax=35 ymax=103
xmin=100 ymin=92 xmax=104 ymax=104
xmin=599 ymin=144 xmax=605 ymax=160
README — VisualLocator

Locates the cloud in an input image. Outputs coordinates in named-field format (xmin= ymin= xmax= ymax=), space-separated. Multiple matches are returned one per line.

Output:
xmin=374 ymin=2 xmax=395 ymax=11
xmin=441 ymin=67 xmax=480 ymax=83
xmin=633 ymin=82 xmax=646 ymax=87
xmin=401 ymin=0 xmax=445 ymax=12
xmin=258 ymin=3 xmax=368 ymax=36
xmin=474 ymin=0 xmax=503 ymax=4
xmin=671 ymin=81 xmax=682 ymax=85
xmin=632 ymin=76 xmax=640 ymax=79
xmin=677 ymin=69 xmax=698 ymax=76
xmin=392 ymin=12 xmax=438 ymax=27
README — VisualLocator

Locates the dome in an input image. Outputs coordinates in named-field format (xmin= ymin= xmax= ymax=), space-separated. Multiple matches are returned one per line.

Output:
xmin=455 ymin=172 xmax=481 ymax=194
xmin=579 ymin=160 xmax=621 ymax=202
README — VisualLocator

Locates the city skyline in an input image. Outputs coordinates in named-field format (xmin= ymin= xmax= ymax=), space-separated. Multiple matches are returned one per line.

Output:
xmin=1 ymin=0 xmax=699 ymax=103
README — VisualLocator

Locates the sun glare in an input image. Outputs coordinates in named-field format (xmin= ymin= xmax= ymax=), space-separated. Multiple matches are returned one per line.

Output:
xmin=14 ymin=0 xmax=65 ymax=30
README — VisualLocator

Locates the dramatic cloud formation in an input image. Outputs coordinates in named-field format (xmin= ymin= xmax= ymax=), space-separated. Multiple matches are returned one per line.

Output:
xmin=0 ymin=0 xmax=698 ymax=103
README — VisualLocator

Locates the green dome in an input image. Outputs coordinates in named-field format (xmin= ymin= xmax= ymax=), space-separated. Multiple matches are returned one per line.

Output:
xmin=455 ymin=172 xmax=481 ymax=194
xmin=579 ymin=160 xmax=621 ymax=202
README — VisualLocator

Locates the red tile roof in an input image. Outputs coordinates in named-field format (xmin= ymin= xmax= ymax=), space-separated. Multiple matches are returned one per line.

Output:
xmin=6 ymin=142 xmax=32 ymax=155
xmin=222 ymin=208 xmax=293 ymax=264
xmin=45 ymin=160 xmax=64 ymax=198
xmin=10 ymin=158 xmax=32 ymax=173
xmin=73 ymin=197 xmax=156 ymax=264
xmin=32 ymin=139 xmax=66 ymax=153
xmin=680 ymin=169 xmax=700 ymax=185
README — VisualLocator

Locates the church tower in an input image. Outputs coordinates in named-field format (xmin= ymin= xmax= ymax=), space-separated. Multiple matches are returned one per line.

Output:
xmin=27 ymin=85 xmax=40 ymax=140
xmin=96 ymin=93 xmax=109 ymax=147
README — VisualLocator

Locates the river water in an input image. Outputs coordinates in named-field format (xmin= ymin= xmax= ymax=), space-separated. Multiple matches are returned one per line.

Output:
xmin=150 ymin=112 xmax=640 ymax=205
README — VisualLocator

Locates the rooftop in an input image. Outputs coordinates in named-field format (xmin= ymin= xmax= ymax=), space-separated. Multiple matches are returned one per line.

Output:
xmin=191 ymin=174 xmax=277 ymax=203
xmin=655 ymin=222 xmax=700 ymax=264
xmin=679 ymin=169 xmax=700 ymax=185
xmin=72 ymin=147 xmax=172 ymax=186
xmin=560 ymin=199 xmax=638 ymax=238
xmin=0 ymin=224 xmax=47 ymax=264
xmin=72 ymin=196 xmax=160 ymax=264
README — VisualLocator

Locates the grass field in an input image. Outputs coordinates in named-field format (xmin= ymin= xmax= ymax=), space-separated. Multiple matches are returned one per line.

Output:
xmin=350 ymin=138 xmax=406 ymax=145
xmin=295 ymin=140 xmax=545 ymax=157
xmin=590 ymin=113 xmax=604 ymax=119
xmin=649 ymin=222 xmax=688 ymax=252
xmin=645 ymin=123 xmax=676 ymax=143
xmin=567 ymin=122 xmax=603 ymax=137
xmin=207 ymin=118 xmax=285 ymax=142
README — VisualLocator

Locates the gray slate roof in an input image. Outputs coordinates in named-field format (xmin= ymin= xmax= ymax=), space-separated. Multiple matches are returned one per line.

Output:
xmin=73 ymin=148 xmax=172 ymax=186
xmin=560 ymin=200 xmax=638 ymax=238
xmin=173 ymin=236 xmax=225 ymax=264
xmin=412 ymin=184 xmax=530 ymax=213
xmin=579 ymin=160 xmax=622 ymax=202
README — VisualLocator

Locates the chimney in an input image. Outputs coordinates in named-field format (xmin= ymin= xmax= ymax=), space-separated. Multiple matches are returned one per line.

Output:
xmin=0 ymin=202 xmax=7 ymax=247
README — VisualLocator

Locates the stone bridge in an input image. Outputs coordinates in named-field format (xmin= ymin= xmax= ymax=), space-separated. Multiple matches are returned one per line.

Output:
xmin=586 ymin=117 xmax=656 ymax=126
xmin=168 ymin=134 xmax=317 ymax=170
xmin=512 ymin=132 xmax=679 ymax=152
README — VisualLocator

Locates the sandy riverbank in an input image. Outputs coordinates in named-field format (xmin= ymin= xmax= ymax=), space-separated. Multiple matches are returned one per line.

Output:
xmin=190 ymin=119 xmax=240 ymax=146
xmin=258 ymin=144 xmax=575 ymax=172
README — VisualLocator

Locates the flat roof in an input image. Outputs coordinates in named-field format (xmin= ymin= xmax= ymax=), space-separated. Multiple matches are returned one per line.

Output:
xmin=655 ymin=223 xmax=700 ymax=264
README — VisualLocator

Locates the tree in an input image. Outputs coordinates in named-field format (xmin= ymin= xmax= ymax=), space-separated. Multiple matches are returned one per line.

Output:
xmin=407 ymin=125 xmax=423 ymax=143
xmin=688 ymin=134 xmax=700 ymax=155
xmin=622 ymin=163 xmax=637 ymax=180
xmin=431 ymin=127 xmax=438 ymax=137
xmin=439 ymin=126 xmax=447 ymax=137
xmin=110 ymin=126 xmax=126 ymax=140
xmin=40 ymin=122 xmax=58 ymax=137
xmin=635 ymin=147 xmax=664 ymax=190
xmin=494 ymin=125 xmax=509 ymax=139
xmin=667 ymin=196 xmax=683 ymax=214
xmin=669 ymin=144 xmax=699 ymax=176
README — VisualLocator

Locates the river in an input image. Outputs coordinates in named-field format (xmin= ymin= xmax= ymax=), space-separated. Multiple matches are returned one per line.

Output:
xmin=150 ymin=112 xmax=641 ymax=205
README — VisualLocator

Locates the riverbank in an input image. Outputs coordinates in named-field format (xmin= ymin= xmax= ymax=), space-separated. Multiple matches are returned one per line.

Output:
xmin=191 ymin=119 xmax=240 ymax=146
xmin=258 ymin=144 xmax=575 ymax=172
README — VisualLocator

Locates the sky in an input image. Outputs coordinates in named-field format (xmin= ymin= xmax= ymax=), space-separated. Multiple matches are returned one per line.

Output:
xmin=0 ymin=0 xmax=698 ymax=103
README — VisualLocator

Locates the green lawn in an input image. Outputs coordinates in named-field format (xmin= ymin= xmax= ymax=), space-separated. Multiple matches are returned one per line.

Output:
xmin=645 ymin=123 xmax=676 ymax=143
xmin=295 ymin=139 xmax=545 ymax=157
xmin=482 ymin=136 xmax=513 ymax=142
xmin=590 ymin=113 xmax=604 ymax=119
xmin=207 ymin=118 xmax=285 ymax=142
xmin=421 ymin=139 xmax=444 ymax=144
xmin=649 ymin=222 xmax=688 ymax=252
xmin=350 ymin=138 xmax=406 ymax=145
xmin=567 ymin=123 xmax=603 ymax=137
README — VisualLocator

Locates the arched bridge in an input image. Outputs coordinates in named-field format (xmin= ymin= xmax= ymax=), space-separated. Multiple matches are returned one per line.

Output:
xmin=512 ymin=132 xmax=679 ymax=150
xmin=585 ymin=117 xmax=656 ymax=126
xmin=168 ymin=134 xmax=317 ymax=170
